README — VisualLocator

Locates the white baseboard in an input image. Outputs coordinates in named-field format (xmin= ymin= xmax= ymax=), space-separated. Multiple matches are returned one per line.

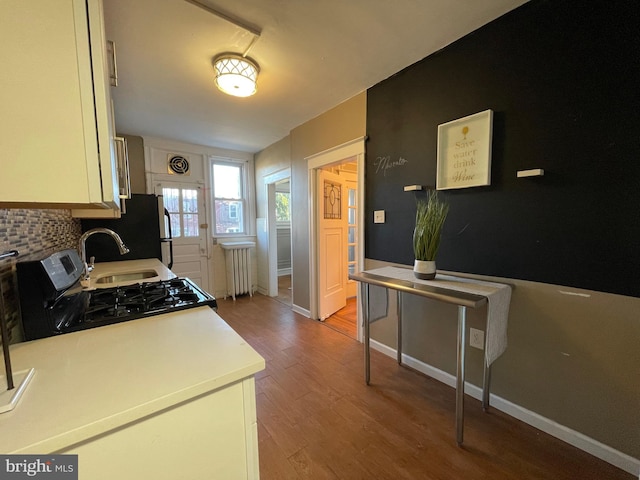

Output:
xmin=370 ymin=339 xmax=639 ymax=476
xmin=291 ymin=304 xmax=310 ymax=318
xmin=278 ymin=268 xmax=292 ymax=276
xmin=370 ymin=339 xmax=397 ymax=358
xmin=256 ymin=286 xmax=268 ymax=296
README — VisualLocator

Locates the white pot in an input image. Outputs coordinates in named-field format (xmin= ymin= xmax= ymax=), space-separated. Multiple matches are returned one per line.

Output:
xmin=413 ymin=260 xmax=436 ymax=280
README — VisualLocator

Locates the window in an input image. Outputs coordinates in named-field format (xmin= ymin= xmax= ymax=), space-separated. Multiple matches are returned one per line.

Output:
xmin=211 ymin=159 xmax=248 ymax=235
xmin=275 ymin=191 xmax=290 ymax=223
xmin=162 ymin=186 xmax=200 ymax=238
xmin=228 ymin=203 xmax=239 ymax=220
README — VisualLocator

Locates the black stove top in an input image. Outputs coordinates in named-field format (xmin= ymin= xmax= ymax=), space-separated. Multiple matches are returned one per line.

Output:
xmin=18 ymin=250 xmax=217 ymax=341
xmin=45 ymin=278 xmax=217 ymax=337
xmin=86 ymin=279 xmax=210 ymax=320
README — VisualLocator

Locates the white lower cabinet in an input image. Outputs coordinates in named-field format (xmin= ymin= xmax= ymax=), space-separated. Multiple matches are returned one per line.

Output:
xmin=0 ymin=0 xmax=119 ymax=210
xmin=60 ymin=378 xmax=260 ymax=480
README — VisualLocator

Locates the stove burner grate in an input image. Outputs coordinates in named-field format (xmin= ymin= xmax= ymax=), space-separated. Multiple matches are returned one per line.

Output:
xmin=73 ymin=277 xmax=217 ymax=328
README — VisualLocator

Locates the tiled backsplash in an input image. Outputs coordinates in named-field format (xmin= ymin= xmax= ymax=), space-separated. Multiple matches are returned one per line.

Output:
xmin=0 ymin=209 xmax=81 ymax=344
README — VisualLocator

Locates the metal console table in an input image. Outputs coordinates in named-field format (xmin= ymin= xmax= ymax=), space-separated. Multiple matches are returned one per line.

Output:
xmin=349 ymin=266 xmax=512 ymax=445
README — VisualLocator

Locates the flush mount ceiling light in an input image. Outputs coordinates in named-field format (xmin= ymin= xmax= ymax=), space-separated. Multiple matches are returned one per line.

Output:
xmin=213 ymin=54 xmax=260 ymax=97
xmin=185 ymin=0 xmax=262 ymax=98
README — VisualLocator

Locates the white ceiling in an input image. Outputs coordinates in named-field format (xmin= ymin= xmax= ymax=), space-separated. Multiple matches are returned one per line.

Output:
xmin=103 ymin=0 xmax=527 ymax=153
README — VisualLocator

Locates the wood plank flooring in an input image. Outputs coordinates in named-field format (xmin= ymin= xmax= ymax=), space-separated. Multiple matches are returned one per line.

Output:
xmin=276 ymin=274 xmax=292 ymax=306
xmin=323 ymin=297 xmax=357 ymax=339
xmin=217 ymin=294 xmax=633 ymax=480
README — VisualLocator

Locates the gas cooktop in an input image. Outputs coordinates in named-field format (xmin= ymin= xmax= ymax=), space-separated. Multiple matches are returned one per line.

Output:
xmin=18 ymin=249 xmax=218 ymax=341
xmin=51 ymin=278 xmax=218 ymax=334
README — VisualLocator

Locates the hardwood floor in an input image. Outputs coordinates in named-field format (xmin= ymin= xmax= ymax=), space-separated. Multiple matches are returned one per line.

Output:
xmin=323 ymin=297 xmax=357 ymax=339
xmin=276 ymin=274 xmax=292 ymax=306
xmin=217 ymin=294 xmax=633 ymax=480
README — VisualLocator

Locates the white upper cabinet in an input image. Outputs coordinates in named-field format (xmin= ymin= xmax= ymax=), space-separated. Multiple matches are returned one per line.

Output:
xmin=0 ymin=0 xmax=120 ymax=210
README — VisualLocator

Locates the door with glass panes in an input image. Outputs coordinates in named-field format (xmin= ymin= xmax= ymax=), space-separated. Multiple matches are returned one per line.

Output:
xmin=155 ymin=182 xmax=209 ymax=292
xmin=345 ymin=174 xmax=358 ymax=298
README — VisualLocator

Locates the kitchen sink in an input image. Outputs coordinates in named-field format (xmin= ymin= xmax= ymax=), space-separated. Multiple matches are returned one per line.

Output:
xmin=95 ymin=270 xmax=158 ymax=284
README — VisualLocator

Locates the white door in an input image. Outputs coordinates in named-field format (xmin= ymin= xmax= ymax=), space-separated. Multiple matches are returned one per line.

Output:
xmin=155 ymin=182 xmax=209 ymax=292
xmin=317 ymin=168 xmax=347 ymax=320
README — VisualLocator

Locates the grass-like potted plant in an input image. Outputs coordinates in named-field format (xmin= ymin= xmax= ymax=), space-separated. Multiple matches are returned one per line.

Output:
xmin=413 ymin=190 xmax=449 ymax=279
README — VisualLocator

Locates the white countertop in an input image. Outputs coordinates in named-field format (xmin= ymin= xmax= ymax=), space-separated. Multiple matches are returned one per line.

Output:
xmin=0 ymin=260 xmax=265 ymax=454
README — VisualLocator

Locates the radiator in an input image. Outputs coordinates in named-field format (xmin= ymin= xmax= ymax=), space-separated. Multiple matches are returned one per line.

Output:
xmin=220 ymin=242 xmax=255 ymax=300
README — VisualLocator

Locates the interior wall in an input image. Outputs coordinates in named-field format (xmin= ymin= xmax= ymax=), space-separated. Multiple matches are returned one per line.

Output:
xmin=365 ymin=0 xmax=639 ymax=298
xmin=141 ymin=136 xmax=255 ymax=298
xmin=289 ymin=92 xmax=366 ymax=311
xmin=254 ymin=93 xmax=366 ymax=308
xmin=364 ymin=0 xmax=640 ymax=465
xmin=276 ymin=227 xmax=291 ymax=272
xmin=254 ymin=136 xmax=292 ymax=294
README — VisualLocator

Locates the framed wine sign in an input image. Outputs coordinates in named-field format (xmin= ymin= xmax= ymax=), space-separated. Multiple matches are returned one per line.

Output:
xmin=436 ymin=109 xmax=493 ymax=190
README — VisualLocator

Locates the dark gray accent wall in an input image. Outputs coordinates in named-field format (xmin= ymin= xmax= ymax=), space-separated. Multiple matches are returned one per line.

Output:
xmin=365 ymin=0 xmax=640 ymax=297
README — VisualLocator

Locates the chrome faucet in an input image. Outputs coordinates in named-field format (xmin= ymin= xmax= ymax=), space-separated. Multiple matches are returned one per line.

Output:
xmin=78 ymin=228 xmax=130 ymax=280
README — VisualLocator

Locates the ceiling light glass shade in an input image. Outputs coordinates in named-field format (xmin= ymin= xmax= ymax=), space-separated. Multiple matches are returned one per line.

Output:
xmin=213 ymin=54 xmax=259 ymax=97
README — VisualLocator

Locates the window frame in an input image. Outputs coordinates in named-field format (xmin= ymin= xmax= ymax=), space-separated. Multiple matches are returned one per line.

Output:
xmin=228 ymin=203 xmax=239 ymax=220
xmin=160 ymin=185 xmax=202 ymax=239
xmin=209 ymin=156 xmax=254 ymax=237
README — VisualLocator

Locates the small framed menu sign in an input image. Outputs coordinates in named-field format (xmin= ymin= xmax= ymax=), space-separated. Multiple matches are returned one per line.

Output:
xmin=436 ymin=109 xmax=493 ymax=190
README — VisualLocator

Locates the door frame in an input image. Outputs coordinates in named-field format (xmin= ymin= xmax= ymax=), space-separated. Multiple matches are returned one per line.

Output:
xmin=307 ymin=137 xmax=365 ymax=340
xmin=264 ymin=168 xmax=291 ymax=298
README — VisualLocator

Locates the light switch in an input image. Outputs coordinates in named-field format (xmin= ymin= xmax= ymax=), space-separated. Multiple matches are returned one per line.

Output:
xmin=374 ymin=210 xmax=385 ymax=224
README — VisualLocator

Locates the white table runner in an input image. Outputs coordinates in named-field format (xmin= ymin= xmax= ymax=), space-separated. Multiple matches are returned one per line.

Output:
xmin=367 ymin=266 xmax=512 ymax=365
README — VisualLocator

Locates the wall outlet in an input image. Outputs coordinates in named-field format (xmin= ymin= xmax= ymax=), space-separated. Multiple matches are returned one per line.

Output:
xmin=470 ymin=328 xmax=485 ymax=349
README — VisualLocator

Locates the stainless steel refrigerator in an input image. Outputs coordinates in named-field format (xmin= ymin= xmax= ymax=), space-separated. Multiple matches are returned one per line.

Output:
xmin=80 ymin=194 xmax=173 ymax=268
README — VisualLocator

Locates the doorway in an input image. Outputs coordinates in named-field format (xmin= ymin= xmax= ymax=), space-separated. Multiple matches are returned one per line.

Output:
xmin=153 ymin=181 xmax=209 ymax=292
xmin=307 ymin=138 xmax=365 ymax=341
xmin=274 ymin=179 xmax=292 ymax=305
xmin=317 ymin=161 xmax=358 ymax=337
xmin=320 ymin=160 xmax=361 ymax=339
xmin=264 ymin=168 xmax=292 ymax=305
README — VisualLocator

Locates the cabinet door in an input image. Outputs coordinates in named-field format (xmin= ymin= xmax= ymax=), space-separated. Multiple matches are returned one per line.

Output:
xmin=87 ymin=0 xmax=120 ymax=210
xmin=0 ymin=0 xmax=118 ymax=209
xmin=62 ymin=379 xmax=259 ymax=480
